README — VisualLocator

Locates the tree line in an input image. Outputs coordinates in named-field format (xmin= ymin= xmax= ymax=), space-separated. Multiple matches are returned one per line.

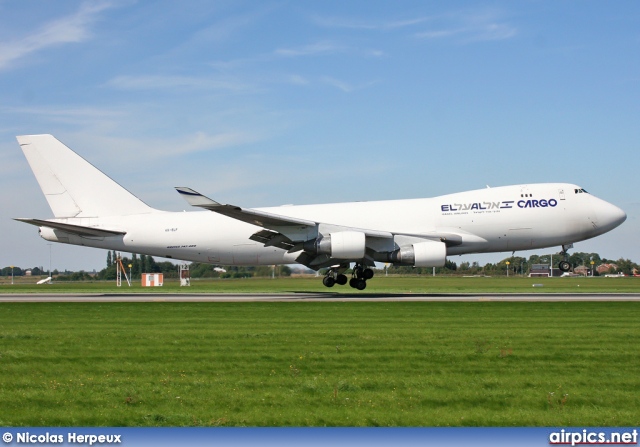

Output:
xmin=2 ymin=250 xmax=637 ymax=281
xmin=99 ymin=251 xmax=292 ymax=280
xmin=385 ymin=252 xmax=638 ymax=276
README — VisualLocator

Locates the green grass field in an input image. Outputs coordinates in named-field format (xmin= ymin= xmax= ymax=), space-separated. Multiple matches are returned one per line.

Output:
xmin=1 ymin=275 xmax=639 ymax=294
xmin=1 ymin=301 xmax=639 ymax=427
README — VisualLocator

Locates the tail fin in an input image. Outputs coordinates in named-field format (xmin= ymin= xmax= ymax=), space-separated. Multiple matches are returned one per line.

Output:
xmin=17 ymin=134 xmax=154 ymax=218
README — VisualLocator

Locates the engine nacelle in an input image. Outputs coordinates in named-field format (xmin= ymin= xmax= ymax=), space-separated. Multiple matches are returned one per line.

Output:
xmin=389 ymin=241 xmax=446 ymax=267
xmin=39 ymin=226 xmax=62 ymax=242
xmin=303 ymin=231 xmax=366 ymax=259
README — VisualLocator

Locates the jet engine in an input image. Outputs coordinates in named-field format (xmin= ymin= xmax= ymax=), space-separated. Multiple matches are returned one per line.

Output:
xmin=303 ymin=231 xmax=366 ymax=259
xmin=388 ymin=241 xmax=447 ymax=267
xmin=39 ymin=226 xmax=61 ymax=242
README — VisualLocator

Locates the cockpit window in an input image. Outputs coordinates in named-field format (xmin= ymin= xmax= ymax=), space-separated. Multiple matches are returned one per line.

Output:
xmin=574 ymin=188 xmax=589 ymax=194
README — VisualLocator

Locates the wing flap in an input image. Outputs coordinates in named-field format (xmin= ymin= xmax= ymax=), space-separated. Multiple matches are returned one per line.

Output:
xmin=248 ymin=229 xmax=297 ymax=251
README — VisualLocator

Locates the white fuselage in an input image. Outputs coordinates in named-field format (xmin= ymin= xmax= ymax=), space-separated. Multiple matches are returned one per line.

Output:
xmin=38 ymin=183 xmax=626 ymax=266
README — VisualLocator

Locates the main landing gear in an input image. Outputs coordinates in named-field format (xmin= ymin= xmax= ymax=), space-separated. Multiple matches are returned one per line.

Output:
xmin=323 ymin=263 xmax=374 ymax=290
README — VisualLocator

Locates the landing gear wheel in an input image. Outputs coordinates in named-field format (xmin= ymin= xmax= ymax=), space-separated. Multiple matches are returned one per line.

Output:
xmin=349 ymin=263 xmax=370 ymax=290
xmin=558 ymin=261 xmax=571 ymax=272
xmin=336 ymin=274 xmax=348 ymax=285
xmin=322 ymin=276 xmax=336 ymax=287
xmin=349 ymin=277 xmax=367 ymax=290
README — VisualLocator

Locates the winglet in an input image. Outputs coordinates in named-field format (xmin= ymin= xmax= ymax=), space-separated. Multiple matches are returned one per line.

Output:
xmin=175 ymin=187 xmax=222 ymax=208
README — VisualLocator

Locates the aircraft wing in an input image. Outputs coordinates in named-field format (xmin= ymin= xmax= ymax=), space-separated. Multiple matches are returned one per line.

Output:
xmin=175 ymin=187 xmax=469 ymax=263
xmin=175 ymin=187 xmax=317 ymax=229
xmin=14 ymin=218 xmax=126 ymax=237
xmin=176 ymin=187 xmax=393 ymax=258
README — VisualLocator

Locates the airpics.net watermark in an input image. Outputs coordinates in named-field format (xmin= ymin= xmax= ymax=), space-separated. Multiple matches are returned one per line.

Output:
xmin=549 ymin=429 xmax=638 ymax=446
xmin=3 ymin=432 xmax=121 ymax=446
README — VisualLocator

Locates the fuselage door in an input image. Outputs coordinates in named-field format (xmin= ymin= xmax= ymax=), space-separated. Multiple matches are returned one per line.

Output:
xmin=559 ymin=189 xmax=565 ymax=200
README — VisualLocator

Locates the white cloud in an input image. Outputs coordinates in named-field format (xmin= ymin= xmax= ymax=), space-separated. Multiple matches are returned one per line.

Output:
xmin=0 ymin=105 xmax=126 ymax=132
xmin=320 ymin=76 xmax=354 ymax=93
xmin=0 ymin=1 xmax=113 ymax=70
xmin=365 ymin=49 xmax=386 ymax=58
xmin=312 ymin=15 xmax=431 ymax=31
xmin=69 ymin=130 xmax=262 ymax=161
xmin=311 ymin=9 xmax=516 ymax=43
xmin=274 ymin=41 xmax=344 ymax=58
xmin=320 ymin=76 xmax=379 ymax=93
xmin=106 ymin=74 xmax=255 ymax=92
xmin=2 ymin=105 xmax=124 ymax=119
xmin=287 ymin=74 xmax=309 ymax=86
xmin=168 ymin=131 xmax=259 ymax=156
xmin=415 ymin=10 xmax=517 ymax=43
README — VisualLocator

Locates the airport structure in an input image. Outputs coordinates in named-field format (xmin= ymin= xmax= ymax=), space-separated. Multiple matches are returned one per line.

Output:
xmin=141 ymin=273 xmax=163 ymax=287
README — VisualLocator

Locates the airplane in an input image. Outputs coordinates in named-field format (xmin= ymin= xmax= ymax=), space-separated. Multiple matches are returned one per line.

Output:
xmin=14 ymin=134 xmax=627 ymax=290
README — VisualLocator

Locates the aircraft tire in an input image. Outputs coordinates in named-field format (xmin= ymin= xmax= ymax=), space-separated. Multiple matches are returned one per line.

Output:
xmin=355 ymin=279 xmax=367 ymax=290
xmin=558 ymin=261 xmax=571 ymax=272
xmin=323 ymin=276 xmax=336 ymax=287
xmin=363 ymin=268 xmax=374 ymax=280
xmin=336 ymin=274 xmax=348 ymax=285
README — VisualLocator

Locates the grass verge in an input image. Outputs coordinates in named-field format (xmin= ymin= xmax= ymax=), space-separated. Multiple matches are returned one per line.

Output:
xmin=0 ymin=301 xmax=639 ymax=426
xmin=1 ymin=275 xmax=639 ymax=294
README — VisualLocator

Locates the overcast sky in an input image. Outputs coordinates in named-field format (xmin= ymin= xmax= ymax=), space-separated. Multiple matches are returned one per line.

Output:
xmin=1 ymin=1 xmax=638 ymax=272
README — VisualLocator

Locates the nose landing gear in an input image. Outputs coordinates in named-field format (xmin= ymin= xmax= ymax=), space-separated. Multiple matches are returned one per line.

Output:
xmin=558 ymin=260 xmax=571 ymax=272
xmin=558 ymin=244 xmax=573 ymax=273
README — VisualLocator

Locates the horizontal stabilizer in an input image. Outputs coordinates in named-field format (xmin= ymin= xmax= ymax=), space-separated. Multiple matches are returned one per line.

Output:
xmin=15 ymin=218 xmax=126 ymax=237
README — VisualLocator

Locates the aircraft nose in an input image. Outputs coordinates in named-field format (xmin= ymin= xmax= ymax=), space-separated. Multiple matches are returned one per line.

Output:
xmin=599 ymin=202 xmax=627 ymax=232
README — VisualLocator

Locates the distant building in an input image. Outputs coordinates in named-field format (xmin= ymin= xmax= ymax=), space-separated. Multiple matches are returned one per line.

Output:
xmin=596 ymin=263 xmax=618 ymax=274
xmin=574 ymin=265 xmax=592 ymax=276
xmin=529 ymin=264 xmax=550 ymax=277
xmin=529 ymin=264 xmax=564 ymax=277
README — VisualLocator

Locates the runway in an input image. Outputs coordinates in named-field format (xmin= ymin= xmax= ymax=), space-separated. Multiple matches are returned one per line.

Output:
xmin=1 ymin=293 xmax=639 ymax=302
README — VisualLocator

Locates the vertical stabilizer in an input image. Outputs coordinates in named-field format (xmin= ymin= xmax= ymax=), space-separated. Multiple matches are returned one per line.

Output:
xmin=17 ymin=134 xmax=154 ymax=218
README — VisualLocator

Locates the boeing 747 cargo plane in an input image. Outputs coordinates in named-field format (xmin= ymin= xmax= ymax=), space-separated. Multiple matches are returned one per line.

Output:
xmin=14 ymin=135 xmax=626 ymax=290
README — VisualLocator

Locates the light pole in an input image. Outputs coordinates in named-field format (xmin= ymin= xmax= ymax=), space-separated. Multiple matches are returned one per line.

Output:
xmin=48 ymin=243 xmax=52 ymax=280
xmin=10 ymin=265 xmax=14 ymax=285
xmin=506 ymin=261 xmax=510 ymax=277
